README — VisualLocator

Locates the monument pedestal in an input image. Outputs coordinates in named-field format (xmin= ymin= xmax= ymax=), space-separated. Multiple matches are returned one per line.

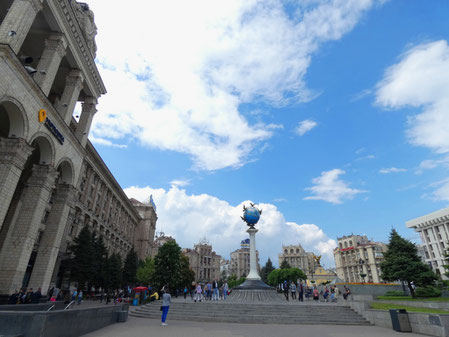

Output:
xmin=234 ymin=227 xmax=273 ymax=290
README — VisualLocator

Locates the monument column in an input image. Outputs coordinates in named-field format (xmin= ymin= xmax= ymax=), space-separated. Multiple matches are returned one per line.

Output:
xmin=0 ymin=137 xmax=33 ymax=232
xmin=246 ymin=227 xmax=261 ymax=280
xmin=28 ymin=183 xmax=75 ymax=293
xmin=0 ymin=164 xmax=57 ymax=295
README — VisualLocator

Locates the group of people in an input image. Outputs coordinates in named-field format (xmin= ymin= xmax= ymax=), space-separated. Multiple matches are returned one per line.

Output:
xmin=281 ymin=280 xmax=351 ymax=302
xmin=8 ymin=287 xmax=42 ymax=304
xmin=191 ymin=280 xmax=229 ymax=302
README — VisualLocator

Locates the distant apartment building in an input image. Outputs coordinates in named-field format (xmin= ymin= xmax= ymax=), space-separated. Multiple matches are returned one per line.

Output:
xmin=407 ymin=207 xmax=449 ymax=279
xmin=230 ymin=239 xmax=260 ymax=278
xmin=278 ymin=244 xmax=316 ymax=273
xmin=182 ymin=240 xmax=221 ymax=282
xmin=334 ymin=235 xmax=387 ymax=283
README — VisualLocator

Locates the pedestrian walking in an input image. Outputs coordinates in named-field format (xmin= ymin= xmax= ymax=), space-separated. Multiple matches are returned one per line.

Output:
xmin=161 ymin=288 xmax=171 ymax=326
xmin=183 ymin=286 xmax=188 ymax=299
xmin=290 ymin=282 xmax=296 ymax=300
xmin=212 ymin=279 xmax=219 ymax=301
xmin=223 ymin=281 xmax=228 ymax=300
xmin=283 ymin=280 xmax=289 ymax=301
xmin=343 ymin=285 xmax=351 ymax=300
xmin=298 ymin=281 xmax=304 ymax=302
xmin=77 ymin=290 xmax=83 ymax=305
xmin=194 ymin=283 xmax=202 ymax=302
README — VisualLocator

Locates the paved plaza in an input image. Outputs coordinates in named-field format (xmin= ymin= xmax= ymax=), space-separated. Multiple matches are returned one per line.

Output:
xmin=83 ymin=316 xmax=421 ymax=337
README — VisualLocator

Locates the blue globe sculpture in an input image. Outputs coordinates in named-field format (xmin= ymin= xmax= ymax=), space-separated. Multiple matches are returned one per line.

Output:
xmin=241 ymin=203 xmax=262 ymax=228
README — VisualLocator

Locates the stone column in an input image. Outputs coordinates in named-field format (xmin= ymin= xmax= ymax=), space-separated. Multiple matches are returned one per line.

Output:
xmin=0 ymin=137 xmax=33 ymax=232
xmin=55 ymin=69 xmax=84 ymax=124
xmin=28 ymin=183 xmax=75 ymax=293
xmin=0 ymin=0 xmax=43 ymax=54
xmin=246 ymin=227 xmax=261 ymax=280
xmin=75 ymin=97 xmax=97 ymax=147
xmin=0 ymin=164 xmax=57 ymax=295
xmin=33 ymin=34 xmax=67 ymax=96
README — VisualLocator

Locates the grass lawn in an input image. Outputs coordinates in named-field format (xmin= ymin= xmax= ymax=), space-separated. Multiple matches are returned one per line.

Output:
xmin=377 ymin=296 xmax=449 ymax=302
xmin=371 ymin=302 xmax=449 ymax=314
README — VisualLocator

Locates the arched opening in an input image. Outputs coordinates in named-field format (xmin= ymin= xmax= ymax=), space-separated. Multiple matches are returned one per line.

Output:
xmin=0 ymin=101 xmax=25 ymax=138
xmin=57 ymin=160 xmax=73 ymax=184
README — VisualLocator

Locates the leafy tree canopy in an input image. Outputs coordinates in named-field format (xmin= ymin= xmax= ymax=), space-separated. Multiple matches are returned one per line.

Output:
xmin=267 ymin=268 xmax=307 ymax=286
xmin=280 ymin=260 xmax=291 ymax=269
xmin=122 ymin=248 xmax=138 ymax=287
xmin=153 ymin=241 xmax=182 ymax=290
xmin=137 ymin=256 xmax=155 ymax=285
xmin=260 ymin=258 xmax=275 ymax=284
xmin=381 ymin=229 xmax=437 ymax=297
xmin=69 ymin=226 xmax=94 ymax=290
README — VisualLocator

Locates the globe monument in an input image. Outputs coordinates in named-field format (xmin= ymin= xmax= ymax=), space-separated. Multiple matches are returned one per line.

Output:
xmin=235 ymin=203 xmax=273 ymax=289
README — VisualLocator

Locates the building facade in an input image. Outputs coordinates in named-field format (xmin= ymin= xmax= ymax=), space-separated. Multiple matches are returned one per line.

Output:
xmin=278 ymin=244 xmax=316 ymax=274
xmin=150 ymin=233 xmax=175 ymax=258
xmin=406 ymin=207 xmax=449 ymax=279
xmin=182 ymin=240 xmax=221 ymax=282
xmin=230 ymin=239 xmax=260 ymax=278
xmin=0 ymin=0 xmax=156 ymax=295
xmin=334 ymin=235 xmax=387 ymax=283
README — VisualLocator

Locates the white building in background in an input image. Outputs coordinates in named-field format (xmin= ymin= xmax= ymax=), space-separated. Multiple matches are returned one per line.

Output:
xmin=333 ymin=234 xmax=387 ymax=283
xmin=407 ymin=207 xmax=449 ymax=279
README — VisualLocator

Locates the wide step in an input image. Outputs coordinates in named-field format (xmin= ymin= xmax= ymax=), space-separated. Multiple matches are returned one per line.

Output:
xmin=130 ymin=302 xmax=371 ymax=325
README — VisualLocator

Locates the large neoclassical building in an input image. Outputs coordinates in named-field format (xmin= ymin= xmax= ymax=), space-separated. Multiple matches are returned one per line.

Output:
xmin=0 ymin=0 xmax=156 ymax=296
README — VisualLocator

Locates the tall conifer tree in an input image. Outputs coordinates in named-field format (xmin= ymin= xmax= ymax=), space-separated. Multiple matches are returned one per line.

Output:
xmin=381 ymin=229 xmax=437 ymax=297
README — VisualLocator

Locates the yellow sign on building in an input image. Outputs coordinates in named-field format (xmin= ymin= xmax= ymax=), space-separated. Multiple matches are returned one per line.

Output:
xmin=38 ymin=109 xmax=47 ymax=123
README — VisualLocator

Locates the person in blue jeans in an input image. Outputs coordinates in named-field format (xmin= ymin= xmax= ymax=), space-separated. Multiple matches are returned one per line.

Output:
xmin=161 ymin=288 xmax=171 ymax=326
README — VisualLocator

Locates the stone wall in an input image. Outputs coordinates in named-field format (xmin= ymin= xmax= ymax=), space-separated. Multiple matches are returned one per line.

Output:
xmin=336 ymin=283 xmax=405 ymax=296
xmin=0 ymin=303 xmax=128 ymax=337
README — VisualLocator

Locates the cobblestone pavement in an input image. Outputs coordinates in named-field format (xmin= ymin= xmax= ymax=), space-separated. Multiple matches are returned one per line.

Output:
xmin=83 ymin=315 xmax=422 ymax=337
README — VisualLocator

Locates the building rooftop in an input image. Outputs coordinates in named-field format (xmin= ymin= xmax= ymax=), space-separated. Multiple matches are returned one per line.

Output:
xmin=406 ymin=206 xmax=449 ymax=228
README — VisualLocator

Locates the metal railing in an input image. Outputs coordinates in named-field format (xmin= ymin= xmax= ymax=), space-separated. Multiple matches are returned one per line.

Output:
xmin=64 ymin=300 xmax=75 ymax=310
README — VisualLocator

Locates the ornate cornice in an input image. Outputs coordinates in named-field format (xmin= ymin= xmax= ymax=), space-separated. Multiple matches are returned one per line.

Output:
xmin=51 ymin=0 xmax=106 ymax=96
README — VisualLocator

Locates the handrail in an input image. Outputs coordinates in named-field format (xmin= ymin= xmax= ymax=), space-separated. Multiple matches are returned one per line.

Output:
xmin=47 ymin=304 xmax=55 ymax=311
xmin=64 ymin=300 xmax=75 ymax=310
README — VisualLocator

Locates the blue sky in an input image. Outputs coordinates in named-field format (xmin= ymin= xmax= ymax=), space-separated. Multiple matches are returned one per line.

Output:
xmin=83 ymin=0 xmax=449 ymax=268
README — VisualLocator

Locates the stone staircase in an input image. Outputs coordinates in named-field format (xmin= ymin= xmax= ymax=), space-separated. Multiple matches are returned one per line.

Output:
xmin=130 ymin=300 xmax=371 ymax=325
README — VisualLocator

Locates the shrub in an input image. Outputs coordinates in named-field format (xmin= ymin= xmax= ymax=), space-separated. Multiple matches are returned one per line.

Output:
xmin=384 ymin=290 xmax=406 ymax=297
xmin=415 ymin=286 xmax=442 ymax=298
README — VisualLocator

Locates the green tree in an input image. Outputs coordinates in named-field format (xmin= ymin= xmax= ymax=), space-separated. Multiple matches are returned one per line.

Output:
xmin=267 ymin=268 xmax=307 ymax=286
xmin=280 ymin=260 xmax=291 ymax=269
xmin=69 ymin=226 xmax=94 ymax=290
xmin=136 ymin=257 xmax=155 ymax=285
xmin=260 ymin=258 xmax=275 ymax=284
xmin=122 ymin=248 xmax=138 ymax=286
xmin=381 ymin=229 xmax=437 ymax=298
xmin=105 ymin=253 xmax=123 ymax=290
xmin=153 ymin=241 xmax=182 ymax=290
xmin=178 ymin=255 xmax=195 ymax=289
xmin=91 ymin=234 xmax=108 ymax=289
xmin=227 ymin=274 xmax=246 ymax=288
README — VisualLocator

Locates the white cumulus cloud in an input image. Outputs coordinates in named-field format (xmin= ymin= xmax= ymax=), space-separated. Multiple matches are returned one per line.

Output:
xmin=304 ymin=169 xmax=366 ymax=204
xmin=379 ymin=167 xmax=407 ymax=174
xmin=376 ymin=40 xmax=449 ymax=154
xmin=295 ymin=119 xmax=317 ymax=136
xmin=125 ymin=185 xmax=337 ymax=266
xmin=86 ymin=0 xmax=385 ymax=170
